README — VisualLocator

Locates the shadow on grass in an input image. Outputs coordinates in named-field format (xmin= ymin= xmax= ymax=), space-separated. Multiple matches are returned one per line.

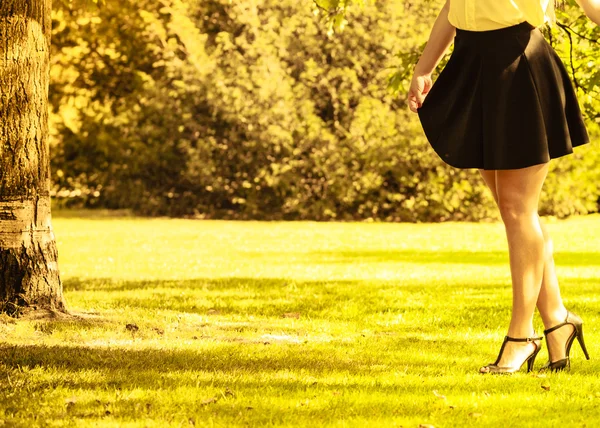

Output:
xmin=0 ymin=341 xmax=595 ymax=426
xmin=0 ymin=335 xmax=482 ymax=383
xmin=60 ymin=276 xmax=600 ymax=324
xmin=0 ymin=340 xmax=484 ymax=424
xmin=61 ymin=276 xmax=513 ymax=323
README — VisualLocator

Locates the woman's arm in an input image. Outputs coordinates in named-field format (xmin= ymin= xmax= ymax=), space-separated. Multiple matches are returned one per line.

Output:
xmin=407 ymin=0 xmax=456 ymax=113
xmin=575 ymin=0 xmax=600 ymax=25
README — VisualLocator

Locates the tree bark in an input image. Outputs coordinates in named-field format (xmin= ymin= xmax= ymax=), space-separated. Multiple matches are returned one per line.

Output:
xmin=0 ymin=0 xmax=66 ymax=315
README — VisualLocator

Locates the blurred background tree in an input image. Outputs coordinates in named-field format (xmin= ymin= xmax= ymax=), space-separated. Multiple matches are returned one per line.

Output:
xmin=48 ymin=0 xmax=600 ymax=221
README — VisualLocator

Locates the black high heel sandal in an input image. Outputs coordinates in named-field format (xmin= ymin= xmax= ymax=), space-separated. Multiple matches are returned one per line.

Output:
xmin=541 ymin=310 xmax=590 ymax=372
xmin=480 ymin=335 xmax=543 ymax=374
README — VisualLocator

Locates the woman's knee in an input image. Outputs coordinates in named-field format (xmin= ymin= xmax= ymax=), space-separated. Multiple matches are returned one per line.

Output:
xmin=495 ymin=164 xmax=549 ymax=224
xmin=497 ymin=197 xmax=532 ymax=224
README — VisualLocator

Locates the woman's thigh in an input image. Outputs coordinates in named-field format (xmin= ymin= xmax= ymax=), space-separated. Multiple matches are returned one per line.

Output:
xmin=495 ymin=163 xmax=550 ymax=215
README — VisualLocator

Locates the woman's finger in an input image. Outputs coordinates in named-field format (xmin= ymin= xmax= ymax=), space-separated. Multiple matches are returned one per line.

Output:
xmin=415 ymin=91 xmax=425 ymax=106
xmin=408 ymin=95 xmax=419 ymax=113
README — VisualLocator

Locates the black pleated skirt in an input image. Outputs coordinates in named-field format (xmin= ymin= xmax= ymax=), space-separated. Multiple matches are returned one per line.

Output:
xmin=417 ymin=21 xmax=590 ymax=170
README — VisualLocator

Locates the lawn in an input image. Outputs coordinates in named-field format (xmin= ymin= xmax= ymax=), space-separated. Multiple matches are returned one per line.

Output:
xmin=1 ymin=212 xmax=599 ymax=427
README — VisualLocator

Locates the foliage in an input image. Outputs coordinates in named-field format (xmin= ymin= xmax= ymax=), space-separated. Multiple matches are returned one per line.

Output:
xmin=48 ymin=0 xmax=600 ymax=221
xmin=549 ymin=0 xmax=600 ymax=123
xmin=54 ymin=0 xmax=105 ymax=10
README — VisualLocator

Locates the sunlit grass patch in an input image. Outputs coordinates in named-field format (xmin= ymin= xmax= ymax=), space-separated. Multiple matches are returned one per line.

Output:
xmin=0 ymin=213 xmax=599 ymax=426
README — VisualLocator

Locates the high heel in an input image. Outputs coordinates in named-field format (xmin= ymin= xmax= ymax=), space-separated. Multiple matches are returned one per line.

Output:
xmin=541 ymin=310 xmax=590 ymax=372
xmin=480 ymin=335 xmax=543 ymax=374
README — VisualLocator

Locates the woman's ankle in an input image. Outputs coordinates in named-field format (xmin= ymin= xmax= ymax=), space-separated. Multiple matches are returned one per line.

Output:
xmin=540 ymin=307 xmax=569 ymax=330
xmin=507 ymin=321 xmax=536 ymax=338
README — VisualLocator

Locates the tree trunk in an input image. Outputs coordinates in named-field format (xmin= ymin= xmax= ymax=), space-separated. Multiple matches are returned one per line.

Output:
xmin=0 ymin=0 xmax=66 ymax=315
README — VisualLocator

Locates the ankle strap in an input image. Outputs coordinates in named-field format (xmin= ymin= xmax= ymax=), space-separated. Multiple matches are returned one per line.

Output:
xmin=544 ymin=310 xmax=576 ymax=335
xmin=505 ymin=335 xmax=543 ymax=342
xmin=544 ymin=322 xmax=569 ymax=335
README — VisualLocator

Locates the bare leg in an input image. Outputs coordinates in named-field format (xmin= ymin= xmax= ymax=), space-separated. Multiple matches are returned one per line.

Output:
xmin=497 ymin=164 xmax=548 ymax=333
xmin=535 ymin=220 xmax=568 ymax=326
xmin=478 ymin=168 xmax=573 ymax=364
xmin=535 ymin=217 xmax=572 ymax=361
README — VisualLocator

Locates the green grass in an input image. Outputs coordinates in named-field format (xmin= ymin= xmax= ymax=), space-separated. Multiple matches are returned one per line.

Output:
xmin=1 ymin=212 xmax=600 ymax=427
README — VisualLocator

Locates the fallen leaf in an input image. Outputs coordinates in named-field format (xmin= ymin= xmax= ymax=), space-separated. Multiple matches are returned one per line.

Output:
xmin=541 ymin=381 xmax=551 ymax=391
xmin=469 ymin=413 xmax=482 ymax=418
xmin=283 ymin=312 xmax=301 ymax=319
xmin=125 ymin=323 xmax=139 ymax=332
xmin=419 ymin=424 xmax=435 ymax=428
xmin=200 ymin=397 xmax=219 ymax=406
xmin=483 ymin=391 xmax=491 ymax=397
xmin=152 ymin=327 xmax=164 ymax=335
xmin=432 ymin=390 xmax=446 ymax=400
xmin=296 ymin=398 xmax=310 ymax=407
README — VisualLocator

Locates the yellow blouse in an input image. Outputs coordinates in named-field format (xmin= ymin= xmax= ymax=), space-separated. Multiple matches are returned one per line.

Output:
xmin=448 ymin=0 xmax=555 ymax=31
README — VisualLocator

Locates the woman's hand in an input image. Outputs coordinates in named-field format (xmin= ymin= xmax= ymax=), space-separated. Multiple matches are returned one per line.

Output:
xmin=407 ymin=73 xmax=433 ymax=113
xmin=406 ymin=0 xmax=454 ymax=113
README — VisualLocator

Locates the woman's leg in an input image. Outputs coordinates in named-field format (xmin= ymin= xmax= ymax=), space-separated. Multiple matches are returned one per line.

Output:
xmin=535 ymin=221 xmax=573 ymax=361
xmin=478 ymin=167 xmax=572 ymax=364
xmin=476 ymin=165 xmax=540 ymax=369
xmin=495 ymin=164 xmax=548 ymax=368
